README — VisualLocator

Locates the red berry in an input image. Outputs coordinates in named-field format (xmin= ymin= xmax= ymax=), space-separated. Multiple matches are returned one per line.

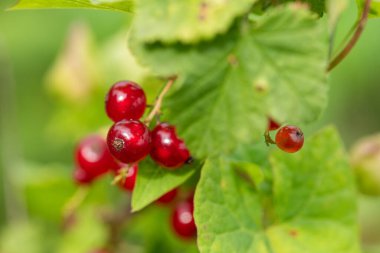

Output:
xmin=275 ymin=125 xmax=304 ymax=153
xmin=75 ymin=135 xmax=115 ymax=178
xmin=150 ymin=123 xmax=190 ymax=169
xmin=171 ymin=198 xmax=197 ymax=239
xmin=157 ymin=188 xmax=178 ymax=204
xmin=105 ymin=81 xmax=147 ymax=122
xmin=107 ymin=120 xmax=151 ymax=163
xmin=268 ymin=118 xmax=280 ymax=131
xmin=73 ymin=167 xmax=94 ymax=185
xmin=119 ymin=164 xmax=138 ymax=192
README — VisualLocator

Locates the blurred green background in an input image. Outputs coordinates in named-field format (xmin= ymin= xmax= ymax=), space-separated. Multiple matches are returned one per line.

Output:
xmin=0 ymin=1 xmax=380 ymax=253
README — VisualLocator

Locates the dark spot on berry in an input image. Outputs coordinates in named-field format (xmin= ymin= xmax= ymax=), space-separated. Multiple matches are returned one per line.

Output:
xmin=185 ymin=156 xmax=194 ymax=165
xmin=113 ymin=138 xmax=124 ymax=152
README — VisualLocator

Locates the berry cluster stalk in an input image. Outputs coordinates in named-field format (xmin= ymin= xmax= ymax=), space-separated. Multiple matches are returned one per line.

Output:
xmin=112 ymin=76 xmax=177 ymax=185
xmin=144 ymin=76 xmax=177 ymax=126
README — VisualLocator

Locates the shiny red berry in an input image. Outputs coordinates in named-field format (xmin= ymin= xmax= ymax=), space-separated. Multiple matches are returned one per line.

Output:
xmin=150 ymin=123 xmax=190 ymax=169
xmin=73 ymin=167 xmax=94 ymax=185
xmin=157 ymin=188 xmax=178 ymax=204
xmin=107 ymin=120 xmax=151 ymax=163
xmin=268 ymin=118 xmax=280 ymax=131
xmin=119 ymin=164 xmax=138 ymax=192
xmin=275 ymin=125 xmax=304 ymax=153
xmin=75 ymin=135 xmax=115 ymax=178
xmin=171 ymin=198 xmax=197 ymax=239
xmin=105 ymin=81 xmax=147 ymax=122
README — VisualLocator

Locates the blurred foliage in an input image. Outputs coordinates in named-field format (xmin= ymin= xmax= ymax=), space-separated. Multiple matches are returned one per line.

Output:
xmin=1 ymin=1 xmax=380 ymax=252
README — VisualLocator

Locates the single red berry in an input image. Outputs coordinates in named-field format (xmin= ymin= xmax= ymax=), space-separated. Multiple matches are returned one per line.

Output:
xmin=275 ymin=125 xmax=304 ymax=153
xmin=150 ymin=123 xmax=190 ymax=169
xmin=156 ymin=188 xmax=178 ymax=204
xmin=268 ymin=118 xmax=281 ymax=131
xmin=73 ymin=167 xmax=94 ymax=185
xmin=119 ymin=164 xmax=138 ymax=192
xmin=75 ymin=135 xmax=115 ymax=178
xmin=171 ymin=198 xmax=197 ymax=239
xmin=105 ymin=81 xmax=147 ymax=122
xmin=107 ymin=120 xmax=151 ymax=163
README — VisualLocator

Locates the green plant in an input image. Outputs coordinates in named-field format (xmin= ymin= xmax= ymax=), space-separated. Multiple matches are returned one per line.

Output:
xmin=3 ymin=0 xmax=379 ymax=252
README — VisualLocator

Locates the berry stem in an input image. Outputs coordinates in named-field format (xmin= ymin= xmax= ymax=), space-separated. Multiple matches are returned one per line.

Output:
xmin=264 ymin=130 xmax=276 ymax=146
xmin=111 ymin=163 xmax=136 ymax=185
xmin=327 ymin=0 xmax=371 ymax=72
xmin=144 ymin=76 xmax=177 ymax=126
xmin=62 ymin=186 xmax=89 ymax=219
xmin=101 ymin=197 xmax=134 ymax=252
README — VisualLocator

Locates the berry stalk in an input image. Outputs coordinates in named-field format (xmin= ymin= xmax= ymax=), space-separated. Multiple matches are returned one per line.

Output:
xmin=144 ymin=76 xmax=177 ymax=126
xmin=62 ymin=187 xmax=89 ymax=221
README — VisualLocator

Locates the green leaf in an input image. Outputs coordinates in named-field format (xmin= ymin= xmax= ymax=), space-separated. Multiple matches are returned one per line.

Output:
xmin=132 ymin=0 xmax=257 ymax=43
xmin=134 ymin=5 xmax=328 ymax=158
xmin=356 ymin=0 xmax=380 ymax=18
xmin=195 ymin=127 xmax=361 ymax=253
xmin=278 ymin=0 xmax=325 ymax=16
xmin=10 ymin=0 xmax=133 ymax=12
xmin=57 ymin=207 xmax=108 ymax=253
xmin=125 ymin=207 xmax=199 ymax=253
xmin=131 ymin=157 xmax=202 ymax=212
xmin=20 ymin=164 xmax=75 ymax=223
xmin=0 ymin=0 xmax=17 ymax=10
xmin=0 ymin=222 xmax=45 ymax=253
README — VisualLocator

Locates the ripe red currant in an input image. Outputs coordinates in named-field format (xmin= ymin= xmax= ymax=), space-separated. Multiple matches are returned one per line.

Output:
xmin=105 ymin=81 xmax=147 ymax=122
xmin=75 ymin=135 xmax=115 ymax=178
xmin=268 ymin=118 xmax=280 ymax=131
xmin=107 ymin=120 xmax=151 ymax=163
xmin=150 ymin=123 xmax=190 ymax=169
xmin=73 ymin=167 xmax=94 ymax=185
xmin=275 ymin=125 xmax=304 ymax=153
xmin=171 ymin=198 xmax=197 ymax=239
xmin=156 ymin=188 xmax=178 ymax=204
xmin=118 ymin=164 xmax=138 ymax=192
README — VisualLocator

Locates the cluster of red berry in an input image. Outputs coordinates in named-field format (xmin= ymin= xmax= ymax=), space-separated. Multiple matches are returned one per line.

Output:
xmin=72 ymin=80 xmax=196 ymax=239
xmin=73 ymin=80 xmax=192 ymax=185
xmin=71 ymin=79 xmax=304 ymax=246
xmin=267 ymin=118 xmax=304 ymax=153
xmin=105 ymin=80 xmax=191 ymax=168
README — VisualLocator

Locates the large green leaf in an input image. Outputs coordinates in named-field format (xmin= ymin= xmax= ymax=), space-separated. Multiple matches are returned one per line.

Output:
xmin=195 ymin=127 xmax=361 ymax=253
xmin=10 ymin=0 xmax=133 ymax=12
xmin=131 ymin=157 xmax=202 ymax=212
xmin=132 ymin=0 xmax=257 ymax=43
xmin=132 ymin=5 xmax=328 ymax=158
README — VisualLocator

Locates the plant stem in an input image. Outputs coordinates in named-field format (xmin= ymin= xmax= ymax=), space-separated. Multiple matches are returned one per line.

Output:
xmin=62 ymin=187 xmax=89 ymax=219
xmin=111 ymin=163 xmax=135 ymax=185
xmin=144 ymin=76 xmax=177 ymax=126
xmin=327 ymin=0 xmax=372 ymax=72
xmin=102 ymin=198 xmax=133 ymax=252
xmin=264 ymin=131 xmax=276 ymax=146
